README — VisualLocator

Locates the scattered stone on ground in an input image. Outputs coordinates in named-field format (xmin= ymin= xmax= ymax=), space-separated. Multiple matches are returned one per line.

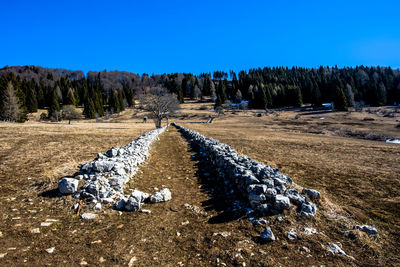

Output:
xmin=128 ymin=256 xmax=137 ymax=267
xmin=149 ymin=188 xmax=172 ymax=203
xmin=213 ymin=232 xmax=231 ymax=238
xmin=40 ymin=219 xmax=58 ymax=227
xmin=93 ymin=203 xmax=102 ymax=210
xmin=70 ymin=203 xmax=79 ymax=210
xmin=58 ymin=178 xmax=79 ymax=194
xmin=249 ymin=217 xmax=268 ymax=226
xmin=30 ymin=228 xmax=40 ymax=234
xmin=140 ymin=209 xmax=151 ymax=214
xmin=304 ymin=227 xmax=317 ymax=235
xmin=45 ymin=247 xmax=55 ymax=254
xmin=287 ymin=229 xmax=297 ymax=240
xmin=299 ymin=246 xmax=311 ymax=253
xmin=326 ymin=243 xmax=354 ymax=259
xmin=260 ymin=227 xmax=275 ymax=242
xmin=80 ymin=213 xmax=97 ymax=220
xmin=183 ymin=203 xmax=207 ymax=216
xmin=354 ymin=225 xmax=378 ymax=236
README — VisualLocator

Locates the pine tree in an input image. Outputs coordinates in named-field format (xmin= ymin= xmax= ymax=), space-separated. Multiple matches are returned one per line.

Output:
xmin=83 ymin=98 xmax=96 ymax=119
xmin=334 ymin=86 xmax=348 ymax=111
xmin=55 ymin=85 xmax=63 ymax=103
xmin=36 ymin=81 xmax=45 ymax=108
xmin=25 ymin=86 xmax=38 ymax=113
xmin=221 ymin=80 xmax=227 ymax=102
xmin=202 ymin=77 xmax=210 ymax=96
xmin=172 ymin=79 xmax=184 ymax=103
xmin=265 ymin=85 xmax=273 ymax=108
xmin=259 ymin=87 xmax=268 ymax=109
xmin=118 ymin=90 xmax=125 ymax=112
xmin=181 ymin=78 xmax=187 ymax=98
xmin=215 ymin=81 xmax=227 ymax=107
xmin=66 ymin=87 xmax=76 ymax=106
xmin=295 ymin=86 xmax=303 ymax=107
xmin=0 ymin=82 xmax=21 ymax=121
xmin=123 ymin=85 xmax=134 ymax=107
xmin=190 ymin=80 xmax=195 ymax=99
xmin=48 ymin=89 xmax=61 ymax=120
xmin=14 ymin=81 xmax=27 ymax=121
xmin=311 ymin=84 xmax=321 ymax=106
xmin=344 ymin=84 xmax=355 ymax=107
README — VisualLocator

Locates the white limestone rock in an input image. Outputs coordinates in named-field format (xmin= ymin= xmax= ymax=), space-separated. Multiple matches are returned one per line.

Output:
xmin=58 ymin=178 xmax=79 ymax=194
xmin=302 ymin=188 xmax=321 ymax=200
xmin=150 ymin=188 xmax=172 ymax=203
xmin=80 ymin=213 xmax=97 ymax=220
xmin=260 ymin=227 xmax=275 ymax=242
xmin=274 ymin=195 xmax=290 ymax=210
xmin=300 ymin=202 xmax=317 ymax=217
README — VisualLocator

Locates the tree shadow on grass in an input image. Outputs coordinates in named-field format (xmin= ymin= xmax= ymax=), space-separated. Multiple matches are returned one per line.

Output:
xmin=177 ymin=129 xmax=247 ymax=224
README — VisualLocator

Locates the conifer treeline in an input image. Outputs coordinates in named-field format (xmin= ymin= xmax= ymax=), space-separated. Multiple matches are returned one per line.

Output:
xmin=0 ymin=65 xmax=399 ymax=121
xmin=233 ymin=66 xmax=400 ymax=111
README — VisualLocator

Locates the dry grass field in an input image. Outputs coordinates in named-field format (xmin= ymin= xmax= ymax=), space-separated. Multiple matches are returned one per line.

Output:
xmin=0 ymin=101 xmax=399 ymax=266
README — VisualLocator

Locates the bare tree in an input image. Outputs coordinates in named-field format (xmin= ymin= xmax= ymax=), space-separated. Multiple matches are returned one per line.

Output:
xmin=139 ymin=87 xmax=180 ymax=128
xmin=193 ymin=85 xmax=202 ymax=99
xmin=62 ymin=105 xmax=81 ymax=124
xmin=0 ymin=82 xmax=20 ymax=121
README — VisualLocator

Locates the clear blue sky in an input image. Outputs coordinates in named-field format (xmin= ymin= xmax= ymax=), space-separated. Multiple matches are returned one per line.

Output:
xmin=0 ymin=0 xmax=399 ymax=74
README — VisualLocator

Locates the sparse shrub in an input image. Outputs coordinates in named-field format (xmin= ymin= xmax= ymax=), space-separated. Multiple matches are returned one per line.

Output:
xmin=363 ymin=117 xmax=375 ymax=121
xmin=215 ymin=106 xmax=224 ymax=116
xmin=239 ymin=101 xmax=248 ymax=110
xmin=199 ymin=105 xmax=208 ymax=110
xmin=223 ymin=100 xmax=232 ymax=109
xmin=39 ymin=112 xmax=47 ymax=121
xmin=49 ymin=110 xmax=61 ymax=122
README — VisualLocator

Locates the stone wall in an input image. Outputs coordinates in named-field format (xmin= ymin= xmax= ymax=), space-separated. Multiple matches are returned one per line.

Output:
xmin=173 ymin=123 xmax=319 ymax=217
xmin=58 ymin=126 xmax=167 ymax=207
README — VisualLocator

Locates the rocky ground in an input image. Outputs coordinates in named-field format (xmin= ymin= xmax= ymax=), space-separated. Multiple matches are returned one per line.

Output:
xmin=0 ymin=103 xmax=399 ymax=266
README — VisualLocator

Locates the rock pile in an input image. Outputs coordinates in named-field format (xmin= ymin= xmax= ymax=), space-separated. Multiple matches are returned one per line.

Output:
xmin=58 ymin=127 xmax=168 ymax=209
xmin=173 ymin=123 xmax=320 ymax=218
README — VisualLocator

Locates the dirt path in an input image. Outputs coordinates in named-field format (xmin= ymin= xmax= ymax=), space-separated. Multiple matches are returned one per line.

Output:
xmin=117 ymin=126 xmax=243 ymax=265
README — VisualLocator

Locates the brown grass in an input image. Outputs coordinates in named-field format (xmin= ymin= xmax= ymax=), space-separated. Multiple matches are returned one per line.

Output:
xmin=0 ymin=102 xmax=399 ymax=266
